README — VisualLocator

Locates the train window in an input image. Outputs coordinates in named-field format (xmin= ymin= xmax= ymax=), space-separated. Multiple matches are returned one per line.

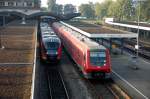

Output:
xmin=45 ymin=42 xmax=59 ymax=50
xmin=90 ymin=51 xmax=106 ymax=66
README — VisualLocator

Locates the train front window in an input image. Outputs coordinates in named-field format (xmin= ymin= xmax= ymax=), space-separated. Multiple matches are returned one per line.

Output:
xmin=46 ymin=42 xmax=59 ymax=50
xmin=90 ymin=51 xmax=106 ymax=66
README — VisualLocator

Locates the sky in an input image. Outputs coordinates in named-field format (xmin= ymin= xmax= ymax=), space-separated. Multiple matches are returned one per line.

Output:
xmin=41 ymin=0 xmax=104 ymax=7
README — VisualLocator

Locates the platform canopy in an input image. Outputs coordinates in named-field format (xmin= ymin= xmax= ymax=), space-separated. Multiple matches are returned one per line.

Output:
xmin=0 ymin=9 xmax=81 ymax=21
xmin=61 ymin=21 xmax=138 ymax=39
xmin=106 ymin=21 xmax=150 ymax=31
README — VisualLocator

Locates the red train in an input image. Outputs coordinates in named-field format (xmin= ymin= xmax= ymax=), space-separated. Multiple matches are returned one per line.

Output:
xmin=40 ymin=22 xmax=62 ymax=63
xmin=52 ymin=22 xmax=111 ymax=79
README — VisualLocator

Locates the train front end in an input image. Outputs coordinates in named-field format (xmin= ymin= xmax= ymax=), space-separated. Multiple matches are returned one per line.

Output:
xmin=43 ymin=37 xmax=62 ymax=62
xmin=84 ymin=47 xmax=111 ymax=79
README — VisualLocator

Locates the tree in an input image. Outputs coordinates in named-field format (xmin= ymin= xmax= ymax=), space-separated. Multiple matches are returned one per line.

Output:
xmin=54 ymin=4 xmax=63 ymax=14
xmin=107 ymin=0 xmax=134 ymax=21
xmin=95 ymin=3 xmax=101 ymax=19
xmin=122 ymin=0 xmax=134 ymax=20
xmin=79 ymin=4 xmax=95 ymax=19
xmin=94 ymin=0 xmax=113 ymax=19
xmin=64 ymin=4 xmax=76 ymax=14
xmin=136 ymin=0 xmax=150 ymax=21
xmin=47 ymin=0 xmax=56 ymax=12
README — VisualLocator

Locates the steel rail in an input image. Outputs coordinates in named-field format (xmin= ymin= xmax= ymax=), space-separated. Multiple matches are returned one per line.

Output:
xmin=47 ymin=69 xmax=70 ymax=99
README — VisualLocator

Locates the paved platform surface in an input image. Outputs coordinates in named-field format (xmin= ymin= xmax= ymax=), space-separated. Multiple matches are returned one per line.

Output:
xmin=63 ymin=21 xmax=149 ymax=98
xmin=111 ymin=54 xmax=150 ymax=99
xmin=0 ymin=20 xmax=37 ymax=98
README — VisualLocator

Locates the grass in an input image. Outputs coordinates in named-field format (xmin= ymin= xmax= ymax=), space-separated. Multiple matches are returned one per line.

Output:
xmin=0 ymin=26 xmax=36 ymax=99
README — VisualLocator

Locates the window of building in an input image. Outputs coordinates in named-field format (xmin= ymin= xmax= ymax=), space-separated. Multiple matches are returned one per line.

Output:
xmin=0 ymin=2 xmax=5 ymax=6
xmin=16 ymin=2 xmax=23 ymax=7
xmin=27 ymin=2 xmax=33 ymax=7
xmin=8 ymin=2 xmax=14 ymax=6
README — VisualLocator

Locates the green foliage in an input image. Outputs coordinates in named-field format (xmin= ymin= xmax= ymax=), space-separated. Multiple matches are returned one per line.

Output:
xmin=47 ymin=0 xmax=63 ymax=14
xmin=47 ymin=0 xmax=56 ymax=12
xmin=79 ymin=3 xmax=95 ymax=19
xmin=64 ymin=4 xmax=76 ymax=14
xmin=79 ymin=0 xmax=149 ymax=22
xmin=54 ymin=4 xmax=63 ymax=14
xmin=107 ymin=0 xmax=134 ymax=21
xmin=138 ymin=0 xmax=150 ymax=21
xmin=94 ymin=0 xmax=113 ymax=19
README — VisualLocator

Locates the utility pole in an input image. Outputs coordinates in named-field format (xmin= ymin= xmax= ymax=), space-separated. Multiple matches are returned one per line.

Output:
xmin=131 ymin=0 xmax=146 ymax=70
xmin=135 ymin=0 xmax=146 ymax=58
xmin=21 ymin=0 xmax=26 ymax=24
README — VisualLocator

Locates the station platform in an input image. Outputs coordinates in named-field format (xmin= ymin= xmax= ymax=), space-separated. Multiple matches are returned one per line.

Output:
xmin=60 ymin=20 xmax=150 ymax=99
xmin=0 ymin=20 xmax=37 ymax=98
xmin=111 ymin=53 xmax=150 ymax=99
xmin=63 ymin=21 xmax=138 ymax=38
xmin=105 ymin=20 xmax=150 ymax=31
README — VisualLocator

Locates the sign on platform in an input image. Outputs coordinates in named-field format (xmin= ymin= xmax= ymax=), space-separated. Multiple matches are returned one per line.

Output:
xmin=135 ymin=45 xmax=139 ymax=49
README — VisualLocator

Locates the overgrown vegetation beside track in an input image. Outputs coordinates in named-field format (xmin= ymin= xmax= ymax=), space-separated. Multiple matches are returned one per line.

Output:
xmin=0 ymin=22 xmax=36 ymax=98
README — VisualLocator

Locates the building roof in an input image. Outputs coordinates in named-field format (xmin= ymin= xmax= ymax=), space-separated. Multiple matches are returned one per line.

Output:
xmin=0 ymin=10 xmax=81 ymax=21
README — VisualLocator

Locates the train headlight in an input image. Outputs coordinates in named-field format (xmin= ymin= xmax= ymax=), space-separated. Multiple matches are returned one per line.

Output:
xmin=55 ymin=52 xmax=58 ymax=54
xmin=46 ymin=52 xmax=49 ymax=55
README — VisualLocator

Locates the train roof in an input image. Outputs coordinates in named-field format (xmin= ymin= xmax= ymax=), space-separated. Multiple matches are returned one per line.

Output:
xmin=57 ymin=22 xmax=106 ymax=50
xmin=76 ymin=34 xmax=106 ymax=50
xmin=42 ymin=34 xmax=57 ymax=38
xmin=40 ymin=22 xmax=61 ymax=47
xmin=41 ymin=27 xmax=52 ymax=31
xmin=41 ymin=28 xmax=53 ymax=33
xmin=43 ymin=36 xmax=61 ymax=44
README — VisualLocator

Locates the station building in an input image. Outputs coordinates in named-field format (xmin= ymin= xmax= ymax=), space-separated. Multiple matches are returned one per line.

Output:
xmin=0 ymin=0 xmax=41 ymax=26
xmin=0 ymin=0 xmax=41 ymax=9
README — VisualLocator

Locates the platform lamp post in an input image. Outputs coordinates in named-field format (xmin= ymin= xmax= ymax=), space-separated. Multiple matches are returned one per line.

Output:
xmin=130 ymin=0 xmax=146 ymax=70
xmin=135 ymin=0 xmax=146 ymax=58
xmin=21 ymin=0 xmax=26 ymax=24
xmin=0 ymin=15 xmax=6 ymax=50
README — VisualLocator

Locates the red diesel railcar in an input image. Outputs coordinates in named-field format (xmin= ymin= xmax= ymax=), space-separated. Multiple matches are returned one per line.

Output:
xmin=52 ymin=22 xmax=111 ymax=78
xmin=40 ymin=22 xmax=62 ymax=63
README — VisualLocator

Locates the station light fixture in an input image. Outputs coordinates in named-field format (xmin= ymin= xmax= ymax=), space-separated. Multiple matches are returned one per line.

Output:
xmin=135 ymin=0 xmax=147 ymax=58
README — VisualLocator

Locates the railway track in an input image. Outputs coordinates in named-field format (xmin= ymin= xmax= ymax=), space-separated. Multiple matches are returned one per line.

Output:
xmin=89 ymin=79 xmax=118 ymax=99
xmin=82 ymin=78 xmax=130 ymax=99
xmin=116 ymin=40 xmax=150 ymax=59
xmin=70 ymin=59 xmax=128 ymax=99
xmin=64 ymin=49 xmax=130 ymax=99
xmin=100 ymin=39 xmax=150 ymax=60
xmin=46 ymin=67 xmax=70 ymax=99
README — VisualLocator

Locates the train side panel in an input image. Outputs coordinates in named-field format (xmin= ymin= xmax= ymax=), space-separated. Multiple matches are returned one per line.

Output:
xmin=53 ymin=23 xmax=87 ymax=70
xmin=52 ymin=22 xmax=111 ymax=78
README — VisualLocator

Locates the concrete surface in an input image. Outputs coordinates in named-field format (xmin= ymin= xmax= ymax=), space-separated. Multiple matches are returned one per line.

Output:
xmin=111 ymin=54 xmax=150 ymax=99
